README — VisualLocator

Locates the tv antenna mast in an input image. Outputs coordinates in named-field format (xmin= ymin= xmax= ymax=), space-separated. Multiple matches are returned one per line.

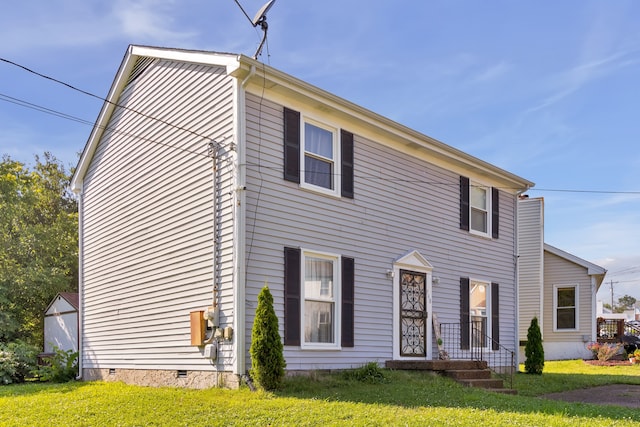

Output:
xmin=233 ymin=0 xmax=276 ymax=60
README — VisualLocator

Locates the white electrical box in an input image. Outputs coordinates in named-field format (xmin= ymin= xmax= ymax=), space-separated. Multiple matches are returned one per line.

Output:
xmin=204 ymin=343 xmax=217 ymax=360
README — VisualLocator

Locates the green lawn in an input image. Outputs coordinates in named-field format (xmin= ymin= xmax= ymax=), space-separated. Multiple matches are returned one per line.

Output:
xmin=1 ymin=360 xmax=639 ymax=426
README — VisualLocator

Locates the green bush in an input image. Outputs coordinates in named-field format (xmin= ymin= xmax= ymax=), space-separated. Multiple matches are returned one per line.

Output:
xmin=524 ymin=317 xmax=544 ymax=375
xmin=249 ymin=286 xmax=286 ymax=390
xmin=36 ymin=346 xmax=78 ymax=383
xmin=0 ymin=340 xmax=39 ymax=384
xmin=342 ymin=362 xmax=387 ymax=384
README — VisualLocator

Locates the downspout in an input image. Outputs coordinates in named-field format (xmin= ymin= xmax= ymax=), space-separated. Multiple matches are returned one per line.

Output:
xmin=74 ymin=186 xmax=84 ymax=380
xmin=233 ymin=63 xmax=255 ymax=377
xmin=591 ymin=276 xmax=597 ymax=342
xmin=514 ymin=185 xmax=531 ymax=367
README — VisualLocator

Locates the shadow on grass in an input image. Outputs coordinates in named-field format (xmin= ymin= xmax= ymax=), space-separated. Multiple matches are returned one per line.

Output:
xmin=274 ymin=369 xmax=640 ymax=423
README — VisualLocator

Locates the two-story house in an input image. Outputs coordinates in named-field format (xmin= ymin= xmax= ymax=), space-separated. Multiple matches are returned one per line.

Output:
xmin=71 ymin=45 xmax=534 ymax=388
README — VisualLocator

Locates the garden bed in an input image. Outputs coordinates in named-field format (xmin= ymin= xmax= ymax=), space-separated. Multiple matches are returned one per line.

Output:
xmin=583 ymin=359 xmax=633 ymax=366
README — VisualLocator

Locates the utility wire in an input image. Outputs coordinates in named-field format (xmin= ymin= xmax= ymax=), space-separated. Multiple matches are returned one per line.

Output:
xmin=0 ymin=57 xmax=228 ymax=150
xmin=0 ymin=92 xmax=209 ymax=159
xmin=4 ymin=57 xmax=640 ymax=195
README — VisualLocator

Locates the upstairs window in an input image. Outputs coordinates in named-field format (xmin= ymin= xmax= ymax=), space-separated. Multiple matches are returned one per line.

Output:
xmin=470 ymin=185 xmax=489 ymax=234
xmin=303 ymin=122 xmax=336 ymax=191
xmin=283 ymin=107 xmax=354 ymax=198
xmin=460 ymin=176 xmax=499 ymax=238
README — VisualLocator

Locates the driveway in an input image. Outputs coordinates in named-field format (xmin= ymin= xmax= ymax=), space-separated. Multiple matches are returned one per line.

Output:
xmin=542 ymin=384 xmax=640 ymax=408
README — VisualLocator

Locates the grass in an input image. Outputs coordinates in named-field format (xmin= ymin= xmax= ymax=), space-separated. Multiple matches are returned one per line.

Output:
xmin=0 ymin=360 xmax=639 ymax=426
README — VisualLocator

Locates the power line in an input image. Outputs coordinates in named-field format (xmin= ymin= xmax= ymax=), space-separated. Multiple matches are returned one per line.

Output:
xmin=529 ymin=188 xmax=640 ymax=195
xmin=0 ymin=57 xmax=228 ymax=150
xmin=0 ymin=92 xmax=209 ymax=159
xmin=4 ymin=57 xmax=640 ymax=196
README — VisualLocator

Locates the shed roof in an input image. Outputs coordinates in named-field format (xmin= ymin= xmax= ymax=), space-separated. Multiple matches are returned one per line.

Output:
xmin=44 ymin=292 xmax=79 ymax=313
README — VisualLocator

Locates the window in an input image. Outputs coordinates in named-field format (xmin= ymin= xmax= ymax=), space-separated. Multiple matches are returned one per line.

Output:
xmin=284 ymin=247 xmax=354 ymax=348
xmin=303 ymin=122 xmax=336 ymax=191
xmin=470 ymin=280 xmax=489 ymax=348
xmin=459 ymin=176 xmax=499 ymax=238
xmin=303 ymin=252 xmax=338 ymax=344
xmin=555 ymin=285 xmax=578 ymax=330
xmin=470 ymin=185 xmax=489 ymax=234
xmin=283 ymin=107 xmax=354 ymax=198
xmin=460 ymin=278 xmax=500 ymax=350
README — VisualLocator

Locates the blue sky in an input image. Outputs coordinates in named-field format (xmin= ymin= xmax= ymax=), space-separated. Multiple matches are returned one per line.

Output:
xmin=1 ymin=1 xmax=639 ymax=304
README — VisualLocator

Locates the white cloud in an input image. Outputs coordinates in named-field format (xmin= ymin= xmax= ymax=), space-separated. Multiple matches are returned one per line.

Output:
xmin=112 ymin=0 xmax=197 ymax=43
xmin=472 ymin=61 xmax=512 ymax=83
xmin=0 ymin=1 xmax=199 ymax=54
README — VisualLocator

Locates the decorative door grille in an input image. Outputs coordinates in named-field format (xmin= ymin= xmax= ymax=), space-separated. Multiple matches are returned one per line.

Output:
xmin=400 ymin=270 xmax=427 ymax=356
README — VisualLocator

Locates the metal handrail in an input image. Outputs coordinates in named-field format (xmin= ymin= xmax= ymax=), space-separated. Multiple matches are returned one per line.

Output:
xmin=439 ymin=322 xmax=515 ymax=389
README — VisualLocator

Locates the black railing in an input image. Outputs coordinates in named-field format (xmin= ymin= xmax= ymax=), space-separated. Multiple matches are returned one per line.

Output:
xmin=439 ymin=322 xmax=515 ymax=389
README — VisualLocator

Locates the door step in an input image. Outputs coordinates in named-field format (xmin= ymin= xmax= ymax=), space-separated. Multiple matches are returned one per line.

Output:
xmin=385 ymin=360 xmax=517 ymax=394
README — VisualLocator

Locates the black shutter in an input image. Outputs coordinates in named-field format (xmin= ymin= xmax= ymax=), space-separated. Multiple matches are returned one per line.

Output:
xmin=491 ymin=282 xmax=500 ymax=350
xmin=460 ymin=277 xmax=470 ymax=350
xmin=491 ymin=187 xmax=499 ymax=239
xmin=284 ymin=247 xmax=301 ymax=346
xmin=341 ymin=256 xmax=355 ymax=347
xmin=340 ymin=130 xmax=354 ymax=199
xmin=460 ymin=176 xmax=470 ymax=231
xmin=283 ymin=107 xmax=300 ymax=183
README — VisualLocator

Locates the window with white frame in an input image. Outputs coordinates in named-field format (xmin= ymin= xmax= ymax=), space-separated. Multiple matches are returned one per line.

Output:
xmin=470 ymin=280 xmax=490 ymax=348
xmin=302 ymin=120 xmax=339 ymax=194
xmin=555 ymin=285 xmax=578 ymax=330
xmin=302 ymin=250 xmax=340 ymax=346
xmin=470 ymin=184 xmax=489 ymax=235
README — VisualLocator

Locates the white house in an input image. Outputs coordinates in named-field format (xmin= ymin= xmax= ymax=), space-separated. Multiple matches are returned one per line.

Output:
xmin=71 ymin=45 xmax=534 ymax=388
xmin=43 ymin=292 xmax=79 ymax=354
xmin=518 ymin=196 xmax=606 ymax=360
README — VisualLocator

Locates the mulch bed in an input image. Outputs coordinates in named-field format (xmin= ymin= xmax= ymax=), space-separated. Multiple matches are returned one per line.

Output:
xmin=583 ymin=359 xmax=633 ymax=366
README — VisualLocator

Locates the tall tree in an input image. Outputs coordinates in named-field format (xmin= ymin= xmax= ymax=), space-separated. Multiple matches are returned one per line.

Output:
xmin=0 ymin=153 xmax=78 ymax=345
xmin=615 ymin=295 xmax=637 ymax=313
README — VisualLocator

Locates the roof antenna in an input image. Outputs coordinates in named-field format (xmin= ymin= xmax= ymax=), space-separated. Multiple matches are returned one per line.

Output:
xmin=233 ymin=0 xmax=276 ymax=60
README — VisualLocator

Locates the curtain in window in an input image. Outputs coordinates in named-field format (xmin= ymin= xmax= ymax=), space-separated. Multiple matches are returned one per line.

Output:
xmin=304 ymin=123 xmax=333 ymax=189
xmin=304 ymin=257 xmax=334 ymax=343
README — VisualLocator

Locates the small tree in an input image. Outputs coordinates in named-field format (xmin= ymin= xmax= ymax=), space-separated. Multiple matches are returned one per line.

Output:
xmin=249 ymin=285 xmax=285 ymax=390
xmin=524 ymin=317 xmax=544 ymax=375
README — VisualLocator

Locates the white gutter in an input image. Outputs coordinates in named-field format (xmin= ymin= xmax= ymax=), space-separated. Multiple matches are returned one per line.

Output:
xmin=74 ymin=187 xmax=84 ymax=380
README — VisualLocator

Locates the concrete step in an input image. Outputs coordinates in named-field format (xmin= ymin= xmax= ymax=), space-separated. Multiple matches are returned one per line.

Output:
xmin=488 ymin=388 xmax=518 ymax=395
xmin=445 ymin=369 xmax=492 ymax=380
xmin=385 ymin=360 xmax=487 ymax=371
xmin=458 ymin=378 xmax=505 ymax=389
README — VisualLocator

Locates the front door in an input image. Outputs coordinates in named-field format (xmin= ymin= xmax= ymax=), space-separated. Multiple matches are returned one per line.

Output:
xmin=400 ymin=270 xmax=427 ymax=357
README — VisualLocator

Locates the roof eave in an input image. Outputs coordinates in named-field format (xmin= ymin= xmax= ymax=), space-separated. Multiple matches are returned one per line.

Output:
xmin=232 ymin=55 xmax=534 ymax=192
xmin=71 ymin=45 xmax=241 ymax=193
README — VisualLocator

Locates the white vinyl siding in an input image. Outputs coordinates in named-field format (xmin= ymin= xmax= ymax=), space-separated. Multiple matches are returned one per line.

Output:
xmin=242 ymin=93 xmax=519 ymax=371
xmin=81 ymin=59 xmax=236 ymax=372
xmin=517 ymin=198 xmax=544 ymax=341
